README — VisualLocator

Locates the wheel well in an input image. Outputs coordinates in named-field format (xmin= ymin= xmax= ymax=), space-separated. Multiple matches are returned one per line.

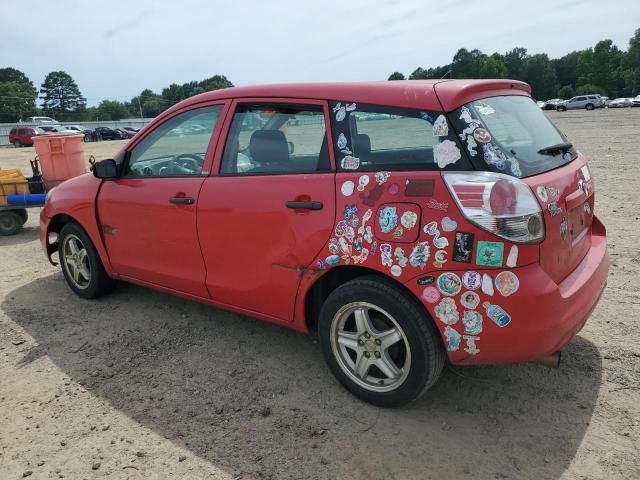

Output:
xmin=48 ymin=213 xmax=76 ymax=236
xmin=304 ymin=266 xmax=429 ymax=333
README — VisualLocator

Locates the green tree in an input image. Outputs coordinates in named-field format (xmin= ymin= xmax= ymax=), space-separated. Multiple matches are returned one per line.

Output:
xmin=95 ymin=100 xmax=131 ymax=121
xmin=521 ymin=54 xmax=558 ymax=99
xmin=479 ymin=55 xmax=507 ymax=78
xmin=39 ymin=71 xmax=86 ymax=121
xmin=0 ymin=68 xmax=38 ymax=122
xmin=575 ymin=83 xmax=606 ymax=95
xmin=503 ymin=48 xmax=528 ymax=79
xmin=451 ymin=48 xmax=486 ymax=78
xmin=552 ymin=52 xmax=580 ymax=92
xmin=388 ymin=72 xmax=406 ymax=80
xmin=557 ymin=85 xmax=575 ymax=99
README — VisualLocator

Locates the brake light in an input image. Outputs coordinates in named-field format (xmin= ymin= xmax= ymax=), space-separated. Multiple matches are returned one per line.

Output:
xmin=443 ymin=172 xmax=545 ymax=244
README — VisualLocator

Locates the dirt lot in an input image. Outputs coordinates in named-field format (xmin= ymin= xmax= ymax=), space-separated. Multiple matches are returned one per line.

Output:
xmin=1 ymin=110 xmax=639 ymax=480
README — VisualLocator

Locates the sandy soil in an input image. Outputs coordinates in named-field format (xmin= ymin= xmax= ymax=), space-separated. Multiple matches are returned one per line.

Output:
xmin=0 ymin=110 xmax=639 ymax=480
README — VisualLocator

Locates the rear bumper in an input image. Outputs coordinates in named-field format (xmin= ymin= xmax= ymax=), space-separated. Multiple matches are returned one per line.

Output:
xmin=405 ymin=217 xmax=609 ymax=365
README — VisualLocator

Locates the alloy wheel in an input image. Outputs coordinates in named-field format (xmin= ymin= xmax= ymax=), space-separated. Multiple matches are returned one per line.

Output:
xmin=330 ymin=302 xmax=411 ymax=393
xmin=62 ymin=234 xmax=91 ymax=289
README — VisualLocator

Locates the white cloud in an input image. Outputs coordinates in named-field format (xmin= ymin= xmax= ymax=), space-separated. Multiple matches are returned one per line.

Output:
xmin=2 ymin=0 xmax=638 ymax=105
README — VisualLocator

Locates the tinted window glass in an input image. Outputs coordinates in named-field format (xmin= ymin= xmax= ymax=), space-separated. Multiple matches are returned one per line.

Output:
xmin=221 ymin=104 xmax=329 ymax=175
xmin=449 ymin=95 xmax=575 ymax=178
xmin=330 ymin=101 xmax=471 ymax=172
xmin=125 ymin=105 xmax=221 ymax=177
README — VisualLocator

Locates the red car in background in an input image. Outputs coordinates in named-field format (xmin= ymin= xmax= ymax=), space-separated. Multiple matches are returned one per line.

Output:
xmin=40 ymin=80 xmax=609 ymax=407
xmin=9 ymin=126 xmax=43 ymax=147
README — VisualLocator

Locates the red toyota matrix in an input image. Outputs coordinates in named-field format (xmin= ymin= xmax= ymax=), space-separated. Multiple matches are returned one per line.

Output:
xmin=41 ymin=80 xmax=609 ymax=407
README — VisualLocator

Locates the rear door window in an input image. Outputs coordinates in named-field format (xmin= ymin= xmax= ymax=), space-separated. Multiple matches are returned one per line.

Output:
xmin=449 ymin=95 xmax=576 ymax=178
xmin=220 ymin=104 xmax=329 ymax=175
xmin=329 ymin=101 xmax=471 ymax=172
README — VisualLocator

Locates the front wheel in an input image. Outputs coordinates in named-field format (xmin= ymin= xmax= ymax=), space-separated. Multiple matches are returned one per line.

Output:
xmin=318 ymin=276 xmax=445 ymax=407
xmin=59 ymin=223 xmax=115 ymax=299
xmin=585 ymin=103 xmax=594 ymax=110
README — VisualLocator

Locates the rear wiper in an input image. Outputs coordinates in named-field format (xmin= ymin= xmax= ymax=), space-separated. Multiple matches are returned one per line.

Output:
xmin=537 ymin=142 xmax=573 ymax=155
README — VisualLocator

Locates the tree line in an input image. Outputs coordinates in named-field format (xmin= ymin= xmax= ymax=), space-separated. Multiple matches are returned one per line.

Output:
xmin=0 ymin=69 xmax=233 ymax=123
xmin=389 ymin=28 xmax=640 ymax=100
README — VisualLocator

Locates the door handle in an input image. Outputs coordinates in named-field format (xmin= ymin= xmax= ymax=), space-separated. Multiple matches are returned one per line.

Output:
xmin=286 ymin=201 xmax=323 ymax=210
xmin=169 ymin=196 xmax=194 ymax=205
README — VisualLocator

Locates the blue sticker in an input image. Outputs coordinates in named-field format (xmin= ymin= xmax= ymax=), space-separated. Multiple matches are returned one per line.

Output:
xmin=344 ymin=204 xmax=358 ymax=220
xmin=409 ymin=242 xmax=430 ymax=269
xmin=316 ymin=259 xmax=326 ymax=270
xmin=325 ymin=255 xmax=340 ymax=267
xmin=444 ymin=325 xmax=461 ymax=351
xmin=483 ymin=302 xmax=511 ymax=327
xmin=379 ymin=206 xmax=398 ymax=234
xmin=337 ymin=133 xmax=348 ymax=150
xmin=475 ymin=241 xmax=504 ymax=267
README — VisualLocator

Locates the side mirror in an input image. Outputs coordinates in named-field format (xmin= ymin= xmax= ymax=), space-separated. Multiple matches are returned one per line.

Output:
xmin=93 ymin=159 xmax=118 ymax=179
xmin=287 ymin=141 xmax=294 ymax=155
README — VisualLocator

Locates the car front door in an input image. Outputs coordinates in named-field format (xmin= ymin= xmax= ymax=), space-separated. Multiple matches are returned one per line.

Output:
xmin=197 ymin=99 xmax=336 ymax=323
xmin=97 ymin=102 xmax=227 ymax=297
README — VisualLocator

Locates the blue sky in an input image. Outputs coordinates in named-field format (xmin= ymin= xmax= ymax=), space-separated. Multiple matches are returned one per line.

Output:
xmin=2 ymin=0 xmax=639 ymax=106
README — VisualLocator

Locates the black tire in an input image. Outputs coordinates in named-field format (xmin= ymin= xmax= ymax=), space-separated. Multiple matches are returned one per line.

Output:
xmin=16 ymin=209 xmax=28 ymax=225
xmin=13 ymin=140 xmax=22 ymax=148
xmin=585 ymin=103 xmax=594 ymax=110
xmin=0 ymin=211 xmax=23 ymax=236
xmin=59 ymin=222 xmax=115 ymax=299
xmin=318 ymin=275 xmax=445 ymax=407
xmin=557 ymin=106 xmax=566 ymax=112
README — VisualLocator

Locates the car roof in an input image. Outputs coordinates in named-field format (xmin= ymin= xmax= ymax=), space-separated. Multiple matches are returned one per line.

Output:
xmin=167 ymin=79 xmax=531 ymax=114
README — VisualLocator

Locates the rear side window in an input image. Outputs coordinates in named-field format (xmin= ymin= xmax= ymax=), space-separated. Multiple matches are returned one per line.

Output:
xmin=220 ymin=104 xmax=329 ymax=175
xmin=449 ymin=95 xmax=576 ymax=178
xmin=10 ymin=128 xmax=16 ymax=134
xmin=329 ymin=101 xmax=471 ymax=172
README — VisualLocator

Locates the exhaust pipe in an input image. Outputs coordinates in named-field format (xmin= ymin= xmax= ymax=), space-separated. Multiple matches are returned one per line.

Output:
xmin=532 ymin=351 xmax=562 ymax=368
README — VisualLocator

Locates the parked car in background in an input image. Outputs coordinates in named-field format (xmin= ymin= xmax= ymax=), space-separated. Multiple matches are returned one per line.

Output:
xmin=41 ymin=80 xmax=609 ymax=407
xmin=114 ymin=128 xmax=130 ymax=139
xmin=93 ymin=127 xmax=123 ymax=140
xmin=62 ymin=125 xmax=86 ymax=134
xmin=38 ymin=125 xmax=58 ymax=132
xmin=536 ymin=100 xmax=545 ymax=108
xmin=630 ymin=95 xmax=640 ymax=107
xmin=23 ymin=116 xmax=58 ymax=125
xmin=556 ymin=95 xmax=603 ymax=111
xmin=123 ymin=126 xmax=140 ymax=133
xmin=8 ymin=127 xmax=43 ymax=147
xmin=541 ymin=98 xmax=563 ymax=110
xmin=600 ymin=96 xmax=610 ymax=107
xmin=609 ymin=97 xmax=632 ymax=108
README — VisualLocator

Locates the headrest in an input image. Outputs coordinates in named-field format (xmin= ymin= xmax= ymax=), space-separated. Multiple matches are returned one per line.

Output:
xmin=249 ymin=130 xmax=289 ymax=166
xmin=353 ymin=133 xmax=371 ymax=156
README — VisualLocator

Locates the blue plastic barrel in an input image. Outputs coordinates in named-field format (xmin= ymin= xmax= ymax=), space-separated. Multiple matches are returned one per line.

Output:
xmin=6 ymin=194 xmax=46 ymax=206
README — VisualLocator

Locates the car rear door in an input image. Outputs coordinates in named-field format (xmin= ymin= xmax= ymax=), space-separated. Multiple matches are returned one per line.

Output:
xmin=96 ymin=101 xmax=228 ymax=297
xmin=197 ymin=98 xmax=336 ymax=323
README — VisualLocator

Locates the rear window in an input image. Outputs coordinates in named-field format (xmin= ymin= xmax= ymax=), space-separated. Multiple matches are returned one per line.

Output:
xmin=449 ymin=95 xmax=576 ymax=178
xmin=330 ymin=101 xmax=471 ymax=172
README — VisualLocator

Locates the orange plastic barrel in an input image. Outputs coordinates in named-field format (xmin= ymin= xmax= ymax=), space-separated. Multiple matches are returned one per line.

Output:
xmin=32 ymin=133 xmax=86 ymax=190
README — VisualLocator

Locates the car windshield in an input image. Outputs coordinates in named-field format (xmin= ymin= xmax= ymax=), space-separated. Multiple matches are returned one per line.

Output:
xmin=449 ymin=95 xmax=576 ymax=178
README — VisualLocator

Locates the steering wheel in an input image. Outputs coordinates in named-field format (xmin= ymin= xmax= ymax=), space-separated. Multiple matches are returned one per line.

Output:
xmin=170 ymin=153 xmax=202 ymax=174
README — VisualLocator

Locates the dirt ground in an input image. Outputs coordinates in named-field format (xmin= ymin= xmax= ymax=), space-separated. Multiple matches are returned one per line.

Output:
xmin=0 ymin=110 xmax=638 ymax=480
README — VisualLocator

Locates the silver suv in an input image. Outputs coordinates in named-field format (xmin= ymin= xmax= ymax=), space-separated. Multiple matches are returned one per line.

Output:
xmin=556 ymin=95 xmax=603 ymax=111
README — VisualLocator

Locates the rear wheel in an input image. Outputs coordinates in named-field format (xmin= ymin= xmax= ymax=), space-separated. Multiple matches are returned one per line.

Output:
xmin=59 ymin=223 xmax=115 ymax=299
xmin=0 ymin=211 xmax=23 ymax=235
xmin=13 ymin=140 xmax=22 ymax=148
xmin=318 ymin=276 xmax=445 ymax=407
xmin=16 ymin=209 xmax=28 ymax=225
xmin=585 ymin=103 xmax=594 ymax=110
xmin=557 ymin=105 xmax=566 ymax=112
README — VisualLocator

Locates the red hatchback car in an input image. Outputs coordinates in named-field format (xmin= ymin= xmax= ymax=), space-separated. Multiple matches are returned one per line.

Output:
xmin=40 ymin=80 xmax=609 ymax=407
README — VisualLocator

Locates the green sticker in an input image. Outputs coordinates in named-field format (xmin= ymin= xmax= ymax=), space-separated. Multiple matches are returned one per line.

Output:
xmin=475 ymin=241 xmax=504 ymax=267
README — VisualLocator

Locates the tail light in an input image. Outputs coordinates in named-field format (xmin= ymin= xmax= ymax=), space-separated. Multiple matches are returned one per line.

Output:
xmin=443 ymin=172 xmax=545 ymax=244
